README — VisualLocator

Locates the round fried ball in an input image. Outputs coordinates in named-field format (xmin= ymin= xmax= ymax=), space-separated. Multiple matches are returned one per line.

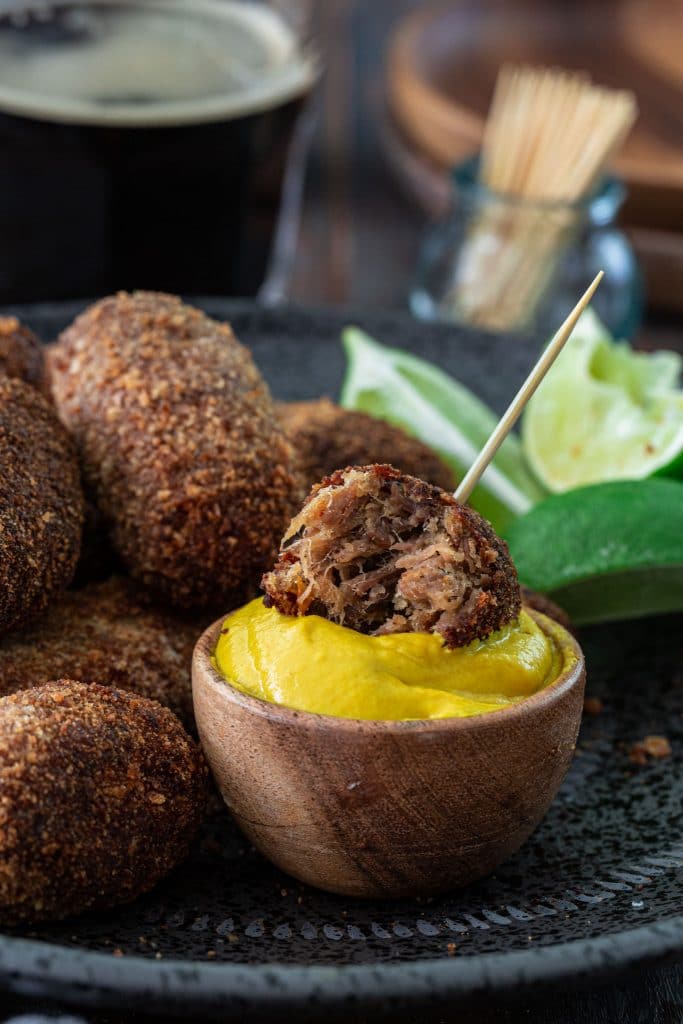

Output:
xmin=48 ymin=291 xmax=301 ymax=608
xmin=262 ymin=464 xmax=521 ymax=649
xmin=0 ymin=578 xmax=203 ymax=730
xmin=278 ymin=398 xmax=455 ymax=492
xmin=0 ymin=316 xmax=45 ymax=391
xmin=0 ymin=680 xmax=207 ymax=925
xmin=0 ymin=376 xmax=83 ymax=635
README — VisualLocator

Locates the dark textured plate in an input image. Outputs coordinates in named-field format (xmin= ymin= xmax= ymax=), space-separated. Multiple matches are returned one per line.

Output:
xmin=0 ymin=299 xmax=681 ymax=1020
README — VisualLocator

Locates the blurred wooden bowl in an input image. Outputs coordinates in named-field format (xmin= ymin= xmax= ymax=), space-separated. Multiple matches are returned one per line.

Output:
xmin=386 ymin=0 xmax=683 ymax=232
xmin=193 ymin=610 xmax=585 ymax=899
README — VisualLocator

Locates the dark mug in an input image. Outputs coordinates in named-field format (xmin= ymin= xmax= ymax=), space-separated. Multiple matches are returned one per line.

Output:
xmin=0 ymin=0 xmax=316 ymax=303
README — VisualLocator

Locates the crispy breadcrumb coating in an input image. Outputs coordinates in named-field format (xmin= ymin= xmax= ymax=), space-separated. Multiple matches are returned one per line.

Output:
xmin=0 ymin=316 xmax=45 ymax=391
xmin=0 ymin=680 xmax=207 ymax=925
xmin=278 ymin=398 xmax=455 ymax=491
xmin=0 ymin=578 xmax=203 ymax=729
xmin=0 ymin=376 xmax=83 ymax=635
xmin=48 ymin=291 xmax=301 ymax=608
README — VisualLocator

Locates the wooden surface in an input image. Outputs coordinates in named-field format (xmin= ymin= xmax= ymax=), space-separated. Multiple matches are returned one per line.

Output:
xmin=385 ymin=0 xmax=683 ymax=313
xmin=287 ymin=0 xmax=425 ymax=309
xmin=287 ymin=0 xmax=683 ymax=342
xmin=386 ymin=0 xmax=683 ymax=223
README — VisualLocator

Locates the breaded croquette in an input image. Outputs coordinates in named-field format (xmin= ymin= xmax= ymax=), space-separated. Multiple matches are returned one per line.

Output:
xmin=0 ymin=680 xmax=207 ymax=925
xmin=0 ymin=316 xmax=45 ymax=391
xmin=0 ymin=376 xmax=83 ymax=635
xmin=278 ymin=398 xmax=455 ymax=492
xmin=48 ymin=292 xmax=301 ymax=608
xmin=0 ymin=578 xmax=202 ymax=729
xmin=262 ymin=464 xmax=521 ymax=649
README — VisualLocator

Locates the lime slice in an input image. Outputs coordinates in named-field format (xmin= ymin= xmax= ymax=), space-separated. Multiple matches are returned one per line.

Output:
xmin=340 ymin=327 xmax=546 ymax=535
xmin=522 ymin=309 xmax=683 ymax=493
xmin=506 ymin=478 xmax=683 ymax=625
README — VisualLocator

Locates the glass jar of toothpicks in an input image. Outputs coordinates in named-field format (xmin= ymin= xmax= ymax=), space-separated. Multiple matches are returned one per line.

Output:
xmin=411 ymin=66 xmax=644 ymax=339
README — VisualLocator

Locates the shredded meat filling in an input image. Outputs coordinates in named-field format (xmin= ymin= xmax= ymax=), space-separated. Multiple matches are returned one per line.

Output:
xmin=262 ymin=465 xmax=521 ymax=648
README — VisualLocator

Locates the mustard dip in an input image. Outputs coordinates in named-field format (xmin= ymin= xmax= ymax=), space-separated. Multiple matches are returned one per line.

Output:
xmin=213 ymin=599 xmax=561 ymax=721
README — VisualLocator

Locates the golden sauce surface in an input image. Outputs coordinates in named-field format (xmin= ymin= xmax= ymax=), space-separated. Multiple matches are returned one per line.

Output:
xmin=213 ymin=599 xmax=560 ymax=721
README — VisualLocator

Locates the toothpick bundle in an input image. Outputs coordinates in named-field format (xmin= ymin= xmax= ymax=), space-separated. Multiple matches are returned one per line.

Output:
xmin=448 ymin=66 xmax=636 ymax=330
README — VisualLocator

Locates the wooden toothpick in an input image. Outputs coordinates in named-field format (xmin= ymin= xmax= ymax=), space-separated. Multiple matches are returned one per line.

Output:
xmin=454 ymin=270 xmax=604 ymax=506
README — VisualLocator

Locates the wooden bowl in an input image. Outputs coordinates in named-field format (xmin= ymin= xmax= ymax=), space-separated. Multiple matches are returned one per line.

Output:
xmin=386 ymin=0 xmax=683 ymax=232
xmin=192 ymin=611 xmax=585 ymax=899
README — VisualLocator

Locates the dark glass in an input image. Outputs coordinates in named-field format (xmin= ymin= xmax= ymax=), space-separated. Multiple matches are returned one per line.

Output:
xmin=0 ymin=2 xmax=314 ymax=302
xmin=0 ymin=97 xmax=303 ymax=301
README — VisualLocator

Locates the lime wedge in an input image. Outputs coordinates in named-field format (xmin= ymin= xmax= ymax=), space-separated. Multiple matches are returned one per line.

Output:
xmin=340 ymin=327 xmax=546 ymax=534
xmin=522 ymin=310 xmax=683 ymax=493
xmin=506 ymin=478 xmax=683 ymax=625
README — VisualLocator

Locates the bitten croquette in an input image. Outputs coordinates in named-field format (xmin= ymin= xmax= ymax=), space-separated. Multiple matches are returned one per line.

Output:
xmin=48 ymin=292 xmax=302 ymax=608
xmin=0 ymin=376 xmax=83 ymax=635
xmin=262 ymin=464 xmax=521 ymax=649
xmin=0 ymin=681 xmax=207 ymax=925
xmin=278 ymin=398 xmax=456 ymax=492
xmin=0 ymin=316 xmax=45 ymax=391
xmin=0 ymin=578 xmax=202 ymax=729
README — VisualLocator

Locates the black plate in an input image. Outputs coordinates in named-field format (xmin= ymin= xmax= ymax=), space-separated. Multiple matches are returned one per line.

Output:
xmin=0 ymin=299 xmax=681 ymax=1020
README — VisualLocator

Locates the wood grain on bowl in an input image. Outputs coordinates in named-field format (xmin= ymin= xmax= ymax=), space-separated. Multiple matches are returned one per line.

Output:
xmin=193 ymin=611 xmax=585 ymax=899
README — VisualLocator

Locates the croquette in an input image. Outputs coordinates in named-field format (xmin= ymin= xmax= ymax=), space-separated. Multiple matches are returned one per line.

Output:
xmin=521 ymin=586 xmax=573 ymax=633
xmin=0 ymin=680 xmax=207 ymax=925
xmin=48 ymin=291 xmax=301 ymax=608
xmin=0 ymin=316 xmax=45 ymax=391
xmin=262 ymin=464 xmax=521 ymax=648
xmin=278 ymin=398 xmax=456 ymax=491
xmin=0 ymin=376 xmax=83 ymax=635
xmin=0 ymin=578 xmax=202 ymax=729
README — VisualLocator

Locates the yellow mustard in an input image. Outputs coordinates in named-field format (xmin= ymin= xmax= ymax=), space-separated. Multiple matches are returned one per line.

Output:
xmin=213 ymin=598 xmax=561 ymax=721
